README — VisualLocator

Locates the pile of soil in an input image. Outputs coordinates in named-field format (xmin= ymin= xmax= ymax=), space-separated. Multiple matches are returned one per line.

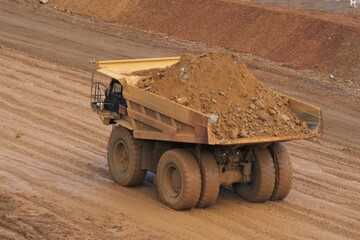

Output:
xmin=136 ymin=52 xmax=309 ymax=140
xmin=51 ymin=0 xmax=360 ymax=83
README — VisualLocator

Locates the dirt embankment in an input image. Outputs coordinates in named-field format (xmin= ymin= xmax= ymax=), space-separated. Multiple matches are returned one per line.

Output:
xmin=136 ymin=52 xmax=309 ymax=140
xmin=51 ymin=0 xmax=360 ymax=83
xmin=1 ymin=1 xmax=360 ymax=239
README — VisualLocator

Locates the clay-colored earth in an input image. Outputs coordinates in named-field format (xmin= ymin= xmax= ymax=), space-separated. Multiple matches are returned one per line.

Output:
xmin=136 ymin=52 xmax=310 ymax=140
xmin=52 ymin=0 xmax=360 ymax=84
xmin=0 ymin=1 xmax=359 ymax=239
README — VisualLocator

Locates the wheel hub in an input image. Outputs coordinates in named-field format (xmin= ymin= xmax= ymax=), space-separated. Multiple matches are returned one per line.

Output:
xmin=114 ymin=141 xmax=129 ymax=172
xmin=164 ymin=164 xmax=182 ymax=197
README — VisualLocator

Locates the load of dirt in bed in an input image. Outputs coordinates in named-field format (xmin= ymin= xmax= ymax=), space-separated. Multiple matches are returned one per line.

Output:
xmin=136 ymin=52 xmax=310 ymax=140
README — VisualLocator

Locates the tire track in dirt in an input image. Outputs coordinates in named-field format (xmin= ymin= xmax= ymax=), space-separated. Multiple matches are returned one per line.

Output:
xmin=1 ymin=2 xmax=360 ymax=239
xmin=1 ymin=148 xmax=164 ymax=226
xmin=0 ymin=153 xmax=224 ymax=239
xmin=0 ymin=109 xmax=106 ymax=160
xmin=0 ymin=95 xmax=107 ymax=150
xmin=0 ymin=49 xmax=239 ymax=239
xmin=1 ymin=48 xmax=360 ymax=239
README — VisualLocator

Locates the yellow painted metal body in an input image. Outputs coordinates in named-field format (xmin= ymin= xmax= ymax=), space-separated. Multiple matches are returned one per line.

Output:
xmin=94 ymin=57 xmax=323 ymax=146
xmin=97 ymin=57 xmax=180 ymax=79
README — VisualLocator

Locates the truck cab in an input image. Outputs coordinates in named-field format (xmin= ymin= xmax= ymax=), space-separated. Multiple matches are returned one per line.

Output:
xmin=104 ymin=79 xmax=127 ymax=115
xmin=91 ymin=78 xmax=127 ymax=125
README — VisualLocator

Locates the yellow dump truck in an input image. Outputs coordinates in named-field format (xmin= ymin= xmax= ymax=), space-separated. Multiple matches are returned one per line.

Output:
xmin=91 ymin=57 xmax=322 ymax=210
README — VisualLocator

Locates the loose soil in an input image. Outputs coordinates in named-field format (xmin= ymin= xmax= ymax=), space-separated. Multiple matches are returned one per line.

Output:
xmin=251 ymin=0 xmax=360 ymax=13
xmin=0 ymin=1 xmax=359 ymax=239
xmin=51 ymin=0 xmax=360 ymax=84
xmin=136 ymin=52 xmax=309 ymax=140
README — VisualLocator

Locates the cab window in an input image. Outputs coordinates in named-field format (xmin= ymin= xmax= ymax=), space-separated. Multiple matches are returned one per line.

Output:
xmin=112 ymin=83 xmax=122 ymax=93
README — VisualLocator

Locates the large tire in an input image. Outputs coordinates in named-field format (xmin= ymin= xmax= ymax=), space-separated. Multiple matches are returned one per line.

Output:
xmin=269 ymin=142 xmax=292 ymax=201
xmin=156 ymin=149 xmax=201 ymax=210
xmin=233 ymin=147 xmax=275 ymax=203
xmin=197 ymin=151 xmax=220 ymax=208
xmin=107 ymin=126 xmax=146 ymax=187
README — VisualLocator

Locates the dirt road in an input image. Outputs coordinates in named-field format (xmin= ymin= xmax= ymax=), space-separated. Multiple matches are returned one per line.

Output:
xmin=1 ymin=1 xmax=359 ymax=239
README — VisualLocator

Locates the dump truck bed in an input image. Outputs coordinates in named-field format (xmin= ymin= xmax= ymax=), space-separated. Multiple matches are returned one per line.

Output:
xmin=96 ymin=58 xmax=322 ymax=146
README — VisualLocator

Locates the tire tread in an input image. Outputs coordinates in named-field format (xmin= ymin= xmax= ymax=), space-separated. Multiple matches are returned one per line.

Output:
xmin=197 ymin=151 xmax=219 ymax=208
xmin=233 ymin=148 xmax=275 ymax=203
xmin=269 ymin=143 xmax=292 ymax=201
xmin=107 ymin=126 xmax=146 ymax=186
xmin=157 ymin=149 xmax=201 ymax=210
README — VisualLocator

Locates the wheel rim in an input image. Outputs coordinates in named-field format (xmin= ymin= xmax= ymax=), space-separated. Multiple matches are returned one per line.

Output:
xmin=114 ymin=140 xmax=129 ymax=173
xmin=163 ymin=163 xmax=182 ymax=198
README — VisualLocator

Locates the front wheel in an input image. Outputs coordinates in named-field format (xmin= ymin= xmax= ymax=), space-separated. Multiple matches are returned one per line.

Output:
xmin=233 ymin=147 xmax=275 ymax=203
xmin=156 ymin=149 xmax=201 ymax=210
xmin=107 ymin=126 xmax=146 ymax=187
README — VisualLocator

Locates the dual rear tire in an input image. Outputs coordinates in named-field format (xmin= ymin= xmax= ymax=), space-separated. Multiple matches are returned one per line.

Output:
xmin=107 ymin=126 xmax=292 ymax=209
xmin=233 ymin=143 xmax=292 ymax=202
xmin=107 ymin=127 xmax=220 ymax=210
xmin=156 ymin=143 xmax=292 ymax=209
xmin=269 ymin=142 xmax=293 ymax=201
xmin=233 ymin=147 xmax=276 ymax=202
xmin=156 ymin=149 xmax=220 ymax=210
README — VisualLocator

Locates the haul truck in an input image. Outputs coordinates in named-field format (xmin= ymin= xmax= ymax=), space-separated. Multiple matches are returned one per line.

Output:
xmin=91 ymin=57 xmax=322 ymax=210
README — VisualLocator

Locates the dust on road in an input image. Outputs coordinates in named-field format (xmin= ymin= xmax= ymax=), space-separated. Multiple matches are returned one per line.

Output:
xmin=0 ymin=1 xmax=359 ymax=239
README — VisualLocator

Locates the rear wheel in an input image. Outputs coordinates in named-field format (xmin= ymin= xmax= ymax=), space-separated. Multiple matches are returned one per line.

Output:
xmin=157 ymin=149 xmax=201 ymax=210
xmin=197 ymin=150 xmax=220 ymax=208
xmin=233 ymin=147 xmax=275 ymax=202
xmin=269 ymin=142 xmax=292 ymax=201
xmin=107 ymin=126 xmax=146 ymax=186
